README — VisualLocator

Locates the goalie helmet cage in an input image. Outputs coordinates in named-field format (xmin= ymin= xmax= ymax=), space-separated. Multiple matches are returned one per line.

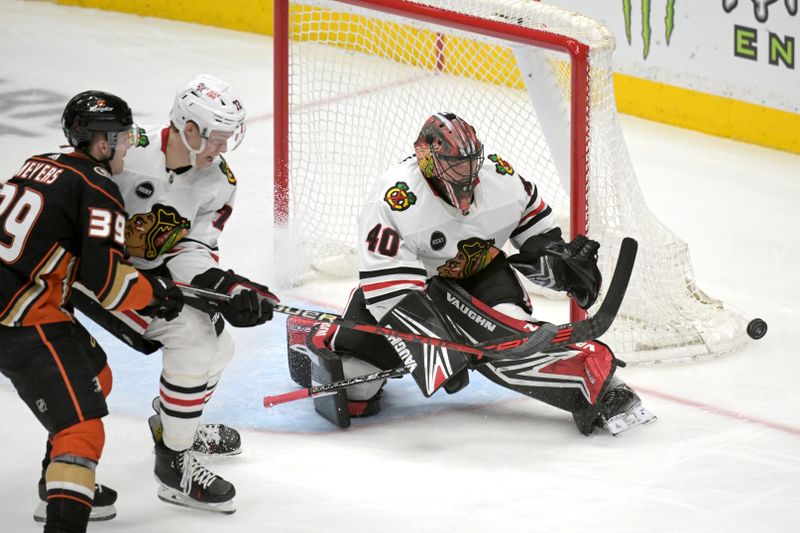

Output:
xmin=273 ymin=0 xmax=750 ymax=365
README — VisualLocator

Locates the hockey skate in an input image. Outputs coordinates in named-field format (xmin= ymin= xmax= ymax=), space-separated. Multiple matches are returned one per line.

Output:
xmin=154 ymin=444 xmax=236 ymax=514
xmin=33 ymin=479 xmax=117 ymax=522
xmin=150 ymin=397 xmax=242 ymax=456
xmin=572 ymin=383 xmax=656 ymax=436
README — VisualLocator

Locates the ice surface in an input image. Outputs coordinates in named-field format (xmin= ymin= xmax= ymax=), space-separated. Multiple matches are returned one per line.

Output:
xmin=1 ymin=1 xmax=798 ymax=532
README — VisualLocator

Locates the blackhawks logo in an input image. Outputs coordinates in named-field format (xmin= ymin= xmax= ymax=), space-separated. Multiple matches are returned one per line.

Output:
xmin=384 ymin=181 xmax=417 ymax=211
xmin=488 ymin=154 xmax=514 ymax=175
xmin=125 ymin=203 xmax=190 ymax=259
xmin=219 ymin=157 xmax=236 ymax=185
xmin=436 ymin=237 xmax=500 ymax=279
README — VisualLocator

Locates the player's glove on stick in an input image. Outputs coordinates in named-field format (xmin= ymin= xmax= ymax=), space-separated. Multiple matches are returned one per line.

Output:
xmin=139 ymin=273 xmax=184 ymax=321
xmin=508 ymin=233 xmax=602 ymax=309
xmin=191 ymin=268 xmax=279 ymax=327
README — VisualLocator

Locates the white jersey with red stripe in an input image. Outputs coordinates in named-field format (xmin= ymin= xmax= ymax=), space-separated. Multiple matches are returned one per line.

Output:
xmin=113 ymin=126 xmax=237 ymax=282
xmin=109 ymin=126 xmax=238 ymax=451
xmin=358 ymin=153 xmax=556 ymax=320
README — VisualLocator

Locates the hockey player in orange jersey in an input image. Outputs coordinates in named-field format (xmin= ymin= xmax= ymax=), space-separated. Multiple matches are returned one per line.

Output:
xmin=0 ymin=91 xmax=183 ymax=533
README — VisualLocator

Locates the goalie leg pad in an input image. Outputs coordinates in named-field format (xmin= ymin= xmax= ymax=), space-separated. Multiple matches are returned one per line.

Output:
xmin=425 ymin=277 xmax=622 ymax=413
xmin=286 ymin=318 xmax=350 ymax=428
xmin=286 ymin=319 xmax=387 ymax=428
xmin=310 ymin=343 xmax=350 ymax=429
xmin=331 ymin=288 xmax=403 ymax=371
xmin=286 ymin=315 xmax=317 ymax=387
xmin=425 ymin=277 xmax=537 ymax=343
xmin=379 ymin=289 xmax=472 ymax=397
xmin=312 ymin=324 xmax=386 ymax=426
xmin=477 ymin=340 xmax=617 ymax=413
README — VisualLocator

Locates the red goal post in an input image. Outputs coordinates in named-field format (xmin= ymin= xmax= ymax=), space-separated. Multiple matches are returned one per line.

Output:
xmin=273 ymin=0 xmax=750 ymax=364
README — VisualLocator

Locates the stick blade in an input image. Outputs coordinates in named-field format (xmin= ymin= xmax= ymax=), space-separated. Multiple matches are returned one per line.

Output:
xmin=481 ymin=237 xmax=638 ymax=359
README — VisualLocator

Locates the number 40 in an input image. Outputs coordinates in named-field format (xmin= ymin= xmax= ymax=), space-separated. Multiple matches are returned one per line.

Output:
xmin=365 ymin=223 xmax=400 ymax=257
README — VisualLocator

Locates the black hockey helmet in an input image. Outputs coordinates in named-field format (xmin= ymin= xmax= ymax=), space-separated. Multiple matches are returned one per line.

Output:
xmin=414 ymin=112 xmax=484 ymax=215
xmin=61 ymin=90 xmax=135 ymax=151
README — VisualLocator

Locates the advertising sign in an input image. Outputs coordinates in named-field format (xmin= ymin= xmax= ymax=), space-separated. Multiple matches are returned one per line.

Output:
xmin=549 ymin=0 xmax=797 ymax=113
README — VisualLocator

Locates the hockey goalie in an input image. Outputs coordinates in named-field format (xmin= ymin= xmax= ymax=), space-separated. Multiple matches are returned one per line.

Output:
xmin=287 ymin=113 xmax=656 ymax=436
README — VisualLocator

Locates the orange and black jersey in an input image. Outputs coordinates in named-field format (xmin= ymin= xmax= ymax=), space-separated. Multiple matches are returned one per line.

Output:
xmin=0 ymin=152 xmax=153 ymax=327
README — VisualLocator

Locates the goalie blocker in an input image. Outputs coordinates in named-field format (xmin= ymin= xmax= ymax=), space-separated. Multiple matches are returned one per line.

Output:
xmin=286 ymin=276 xmax=655 ymax=435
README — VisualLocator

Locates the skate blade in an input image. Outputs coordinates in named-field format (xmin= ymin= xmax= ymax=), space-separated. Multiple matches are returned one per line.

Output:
xmin=34 ymin=501 xmax=117 ymax=522
xmin=605 ymin=405 xmax=657 ymax=436
xmin=192 ymin=446 xmax=243 ymax=457
xmin=156 ymin=485 xmax=236 ymax=514
xmin=150 ymin=445 xmax=242 ymax=457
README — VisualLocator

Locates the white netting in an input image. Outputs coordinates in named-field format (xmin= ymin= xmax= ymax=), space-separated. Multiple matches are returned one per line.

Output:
xmin=280 ymin=0 xmax=749 ymax=364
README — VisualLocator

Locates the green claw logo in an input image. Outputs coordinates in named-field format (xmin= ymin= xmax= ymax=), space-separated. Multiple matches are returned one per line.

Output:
xmin=623 ymin=0 xmax=677 ymax=59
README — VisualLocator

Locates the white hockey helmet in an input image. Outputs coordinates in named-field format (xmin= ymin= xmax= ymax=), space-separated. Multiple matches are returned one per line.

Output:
xmin=170 ymin=74 xmax=246 ymax=161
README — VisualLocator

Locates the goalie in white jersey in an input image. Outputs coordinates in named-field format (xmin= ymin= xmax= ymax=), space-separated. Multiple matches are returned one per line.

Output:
xmin=73 ymin=75 xmax=277 ymax=514
xmin=287 ymin=112 xmax=655 ymax=436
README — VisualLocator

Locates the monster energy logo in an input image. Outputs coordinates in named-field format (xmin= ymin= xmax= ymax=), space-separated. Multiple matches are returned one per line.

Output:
xmin=723 ymin=0 xmax=798 ymax=23
xmin=623 ymin=0 xmax=676 ymax=59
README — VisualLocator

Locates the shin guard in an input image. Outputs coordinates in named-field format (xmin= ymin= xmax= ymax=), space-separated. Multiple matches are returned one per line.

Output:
xmin=44 ymin=419 xmax=104 ymax=533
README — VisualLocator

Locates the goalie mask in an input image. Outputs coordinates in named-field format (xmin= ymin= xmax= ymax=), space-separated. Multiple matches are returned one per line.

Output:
xmin=169 ymin=74 xmax=246 ymax=166
xmin=414 ymin=112 xmax=484 ymax=215
xmin=61 ymin=90 xmax=139 ymax=160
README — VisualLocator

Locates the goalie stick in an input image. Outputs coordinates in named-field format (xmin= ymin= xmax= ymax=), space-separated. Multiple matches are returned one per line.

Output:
xmin=181 ymin=283 xmax=555 ymax=359
xmin=178 ymin=238 xmax=637 ymax=362
xmin=180 ymin=238 xmax=637 ymax=406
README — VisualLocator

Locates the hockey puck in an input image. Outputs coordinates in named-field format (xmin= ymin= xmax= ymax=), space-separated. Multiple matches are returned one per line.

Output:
xmin=746 ymin=318 xmax=767 ymax=340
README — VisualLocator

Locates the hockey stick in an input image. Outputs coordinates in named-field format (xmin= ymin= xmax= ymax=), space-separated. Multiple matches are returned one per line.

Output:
xmin=178 ymin=283 xmax=540 ymax=357
xmin=260 ymin=237 xmax=638 ymax=407
xmin=263 ymin=366 xmax=410 ymax=407
xmin=178 ymin=284 xmax=487 ymax=357
xmin=179 ymin=238 xmax=637 ymax=363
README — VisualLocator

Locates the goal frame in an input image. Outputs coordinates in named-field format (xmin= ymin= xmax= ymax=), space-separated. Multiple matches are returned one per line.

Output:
xmin=274 ymin=0 xmax=593 ymax=320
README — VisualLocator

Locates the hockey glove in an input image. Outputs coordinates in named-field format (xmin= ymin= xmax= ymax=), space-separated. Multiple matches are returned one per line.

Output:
xmin=507 ymin=228 xmax=566 ymax=290
xmin=138 ymin=273 xmax=184 ymax=321
xmin=508 ymin=233 xmax=602 ymax=309
xmin=191 ymin=268 xmax=279 ymax=327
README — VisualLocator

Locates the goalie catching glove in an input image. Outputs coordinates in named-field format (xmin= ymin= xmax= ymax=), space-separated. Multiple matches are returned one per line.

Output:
xmin=191 ymin=268 xmax=279 ymax=327
xmin=508 ymin=231 xmax=602 ymax=309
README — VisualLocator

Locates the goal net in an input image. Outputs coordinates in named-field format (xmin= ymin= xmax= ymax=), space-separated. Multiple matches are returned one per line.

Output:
xmin=274 ymin=0 xmax=750 ymax=364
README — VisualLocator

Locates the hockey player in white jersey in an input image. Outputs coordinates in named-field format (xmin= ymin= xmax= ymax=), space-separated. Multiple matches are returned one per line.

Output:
xmin=287 ymin=112 xmax=655 ymax=435
xmin=73 ymin=75 xmax=277 ymax=513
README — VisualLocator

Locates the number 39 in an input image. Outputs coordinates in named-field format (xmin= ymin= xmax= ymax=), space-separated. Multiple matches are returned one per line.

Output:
xmin=0 ymin=183 xmax=44 ymax=263
xmin=88 ymin=208 xmax=125 ymax=245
